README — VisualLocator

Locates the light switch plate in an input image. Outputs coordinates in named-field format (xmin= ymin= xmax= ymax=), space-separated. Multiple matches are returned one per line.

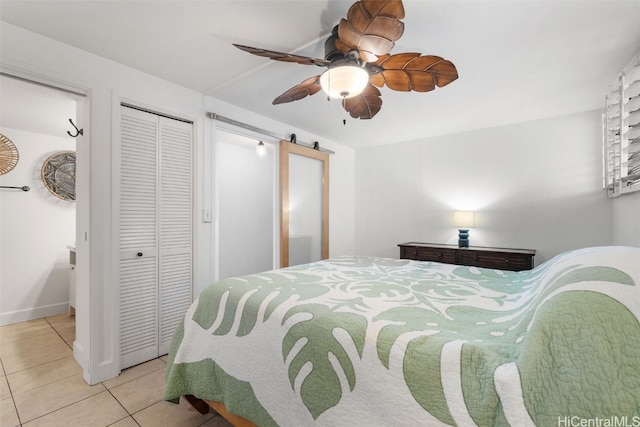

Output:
xmin=203 ymin=209 xmax=212 ymax=223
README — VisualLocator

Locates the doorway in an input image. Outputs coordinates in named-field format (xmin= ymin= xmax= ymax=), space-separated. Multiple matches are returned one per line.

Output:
xmin=0 ymin=74 xmax=85 ymax=326
xmin=215 ymin=129 xmax=276 ymax=279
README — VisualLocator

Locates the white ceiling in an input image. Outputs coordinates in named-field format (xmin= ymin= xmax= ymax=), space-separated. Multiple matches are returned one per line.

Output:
xmin=1 ymin=0 xmax=640 ymax=148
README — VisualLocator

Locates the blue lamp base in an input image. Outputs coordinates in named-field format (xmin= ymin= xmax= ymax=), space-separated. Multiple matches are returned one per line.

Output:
xmin=458 ymin=229 xmax=470 ymax=248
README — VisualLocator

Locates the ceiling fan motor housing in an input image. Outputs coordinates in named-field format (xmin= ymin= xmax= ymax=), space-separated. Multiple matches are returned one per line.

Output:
xmin=324 ymin=26 xmax=343 ymax=62
xmin=324 ymin=26 xmax=362 ymax=65
xmin=324 ymin=25 xmax=383 ymax=77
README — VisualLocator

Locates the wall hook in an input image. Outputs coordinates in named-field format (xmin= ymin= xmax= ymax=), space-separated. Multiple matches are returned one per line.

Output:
xmin=67 ymin=118 xmax=83 ymax=138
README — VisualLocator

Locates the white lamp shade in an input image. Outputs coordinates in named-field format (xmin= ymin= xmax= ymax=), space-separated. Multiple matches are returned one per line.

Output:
xmin=319 ymin=65 xmax=369 ymax=99
xmin=453 ymin=211 xmax=475 ymax=228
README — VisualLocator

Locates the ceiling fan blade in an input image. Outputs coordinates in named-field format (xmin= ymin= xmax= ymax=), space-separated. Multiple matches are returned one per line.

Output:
xmin=337 ymin=0 xmax=405 ymax=62
xmin=233 ymin=44 xmax=330 ymax=66
xmin=273 ymin=75 xmax=323 ymax=105
xmin=369 ymin=53 xmax=458 ymax=92
xmin=342 ymin=84 xmax=382 ymax=119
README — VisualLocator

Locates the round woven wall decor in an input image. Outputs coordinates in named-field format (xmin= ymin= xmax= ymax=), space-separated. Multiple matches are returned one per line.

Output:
xmin=41 ymin=151 xmax=76 ymax=201
xmin=0 ymin=133 xmax=19 ymax=175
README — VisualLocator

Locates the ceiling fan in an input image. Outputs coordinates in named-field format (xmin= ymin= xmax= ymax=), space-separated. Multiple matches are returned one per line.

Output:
xmin=234 ymin=0 xmax=458 ymax=120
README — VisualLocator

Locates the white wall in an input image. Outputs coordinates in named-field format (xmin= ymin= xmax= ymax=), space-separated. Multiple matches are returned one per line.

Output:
xmin=355 ymin=111 xmax=616 ymax=264
xmin=612 ymin=191 xmax=640 ymax=246
xmin=0 ymin=128 xmax=75 ymax=325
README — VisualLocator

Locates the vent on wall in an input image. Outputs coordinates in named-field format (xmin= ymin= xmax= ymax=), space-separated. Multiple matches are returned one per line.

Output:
xmin=603 ymin=50 xmax=640 ymax=197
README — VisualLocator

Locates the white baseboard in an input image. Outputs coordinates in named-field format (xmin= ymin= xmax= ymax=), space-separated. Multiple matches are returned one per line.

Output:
xmin=0 ymin=302 xmax=70 ymax=326
xmin=73 ymin=340 xmax=91 ymax=384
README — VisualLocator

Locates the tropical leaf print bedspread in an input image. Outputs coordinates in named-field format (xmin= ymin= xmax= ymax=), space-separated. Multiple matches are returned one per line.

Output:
xmin=164 ymin=246 xmax=640 ymax=426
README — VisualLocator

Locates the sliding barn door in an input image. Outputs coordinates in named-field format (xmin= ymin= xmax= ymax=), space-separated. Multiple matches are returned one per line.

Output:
xmin=279 ymin=141 xmax=329 ymax=268
xmin=119 ymin=105 xmax=193 ymax=369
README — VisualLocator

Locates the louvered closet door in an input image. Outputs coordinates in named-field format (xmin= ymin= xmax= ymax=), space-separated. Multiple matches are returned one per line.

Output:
xmin=120 ymin=107 xmax=159 ymax=369
xmin=158 ymin=117 xmax=192 ymax=355
xmin=119 ymin=106 xmax=193 ymax=369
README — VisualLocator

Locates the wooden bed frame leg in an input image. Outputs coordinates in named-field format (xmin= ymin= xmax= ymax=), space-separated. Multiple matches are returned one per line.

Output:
xmin=182 ymin=395 xmax=257 ymax=426
xmin=184 ymin=394 xmax=210 ymax=414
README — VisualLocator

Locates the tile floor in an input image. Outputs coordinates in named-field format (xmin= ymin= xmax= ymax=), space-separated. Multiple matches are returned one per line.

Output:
xmin=0 ymin=314 xmax=233 ymax=427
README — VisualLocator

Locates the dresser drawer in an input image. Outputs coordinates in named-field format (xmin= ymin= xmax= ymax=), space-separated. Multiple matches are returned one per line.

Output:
xmin=400 ymin=245 xmax=457 ymax=264
xmin=399 ymin=245 xmax=417 ymax=259
xmin=457 ymin=251 xmax=531 ymax=271
xmin=414 ymin=247 xmax=457 ymax=264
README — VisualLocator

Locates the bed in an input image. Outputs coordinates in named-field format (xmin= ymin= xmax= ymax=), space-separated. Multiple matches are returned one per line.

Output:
xmin=164 ymin=246 xmax=640 ymax=426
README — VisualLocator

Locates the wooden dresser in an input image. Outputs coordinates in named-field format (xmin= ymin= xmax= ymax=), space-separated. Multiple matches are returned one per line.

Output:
xmin=398 ymin=242 xmax=536 ymax=271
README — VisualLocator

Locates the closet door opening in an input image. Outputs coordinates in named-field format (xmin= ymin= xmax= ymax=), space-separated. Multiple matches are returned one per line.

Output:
xmin=216 ymin=130 xmax=275 ymax=279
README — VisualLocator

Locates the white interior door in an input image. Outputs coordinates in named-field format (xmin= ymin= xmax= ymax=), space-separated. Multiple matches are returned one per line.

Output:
xmin=119 ymin=106 xmax=193 ymax=368
xmin=119 ymin=107 xmax=159 ymax=369
xmin=158 ymin=116 xmax=193 ymax=355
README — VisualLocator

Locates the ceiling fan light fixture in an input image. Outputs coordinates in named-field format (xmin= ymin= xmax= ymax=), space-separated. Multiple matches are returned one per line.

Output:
xmin=319 ymin=65 xmax=369 ymax=99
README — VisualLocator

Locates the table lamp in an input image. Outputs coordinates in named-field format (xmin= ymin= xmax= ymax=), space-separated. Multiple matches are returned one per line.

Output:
xmin=453 ymin=211 xmax=475 ymax=248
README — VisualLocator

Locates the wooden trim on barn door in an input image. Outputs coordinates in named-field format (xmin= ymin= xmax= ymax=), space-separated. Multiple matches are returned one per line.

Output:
xmin=279 ymin=140 xmax=329 ymax=268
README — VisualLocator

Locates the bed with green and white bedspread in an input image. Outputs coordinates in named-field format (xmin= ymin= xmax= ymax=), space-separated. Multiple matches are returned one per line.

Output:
xmin=164 ymin=246 xmax=640 ymax=426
